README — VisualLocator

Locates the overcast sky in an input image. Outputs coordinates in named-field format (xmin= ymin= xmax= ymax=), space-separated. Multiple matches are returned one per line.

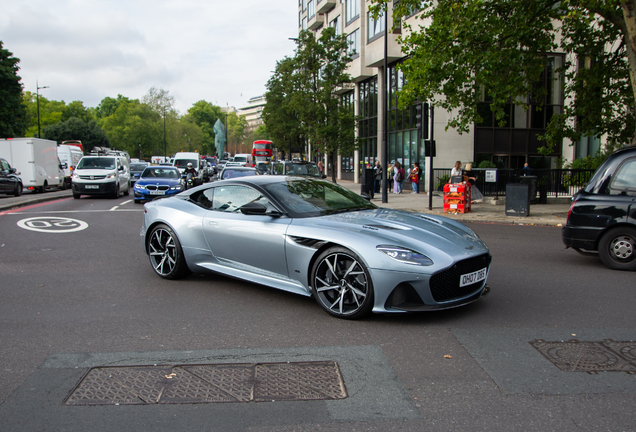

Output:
xmin=0 ymin=0 xmax=299 ymax=114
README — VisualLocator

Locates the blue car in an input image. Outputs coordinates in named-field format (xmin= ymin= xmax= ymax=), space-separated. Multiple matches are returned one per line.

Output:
xmin=134 ymin=166 xmax=183 ymax=203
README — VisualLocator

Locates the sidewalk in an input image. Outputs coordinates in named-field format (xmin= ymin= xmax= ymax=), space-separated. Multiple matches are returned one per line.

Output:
xmin=337 ymin=179 xmax=572 ymax=227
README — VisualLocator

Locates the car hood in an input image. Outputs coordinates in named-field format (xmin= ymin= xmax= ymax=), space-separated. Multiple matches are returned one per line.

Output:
xmin=136 ymin=178 xmax=181 ymax=186
xmin=74 ymin=169 xmax=116 ymax=176
xmin=301 ymin=208 xmax=487 ymax=255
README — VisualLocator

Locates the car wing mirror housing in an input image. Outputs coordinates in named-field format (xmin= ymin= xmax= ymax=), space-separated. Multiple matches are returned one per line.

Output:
xmin=239 ymin=202 xmax=268 ymax=215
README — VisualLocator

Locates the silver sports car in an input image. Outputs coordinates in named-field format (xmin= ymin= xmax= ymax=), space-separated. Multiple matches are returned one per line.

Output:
xmin=141 ymin=176 xmax=491 ymax=319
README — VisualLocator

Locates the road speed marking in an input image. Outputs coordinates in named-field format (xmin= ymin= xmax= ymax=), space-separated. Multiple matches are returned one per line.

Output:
xmin=17 ymin=216 xmax=88 ymax=233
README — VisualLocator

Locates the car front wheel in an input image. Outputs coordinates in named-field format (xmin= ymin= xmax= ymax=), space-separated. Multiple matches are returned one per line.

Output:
xmin=598 ymin=226 xmax=636 ymax=271
xmin=311 ymin=247 xmax=374 ymax=319
xmin=147 ymin=224 xmax=191 ymax=279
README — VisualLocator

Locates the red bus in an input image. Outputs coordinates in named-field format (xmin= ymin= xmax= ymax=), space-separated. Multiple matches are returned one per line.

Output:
xmin=252 ymin=140 xmax=273 ymax=163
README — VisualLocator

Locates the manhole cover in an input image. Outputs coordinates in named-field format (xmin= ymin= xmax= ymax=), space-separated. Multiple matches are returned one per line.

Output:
xmin=64 ymin=361 xmax=347 ymax=405
xmin=530 ymin=339 xmax=636 ymax=374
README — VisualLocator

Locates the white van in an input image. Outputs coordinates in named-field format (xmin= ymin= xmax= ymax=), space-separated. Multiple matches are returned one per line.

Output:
xmin=231 ymin=153 xmax=255 ymax=167
xmin=173 ymin=152 xmax=203 ymax=185
xmin=57 ymin=144 xmax=84 ymax=187
xmin=71 ymin=153 xmax=131 ymax=199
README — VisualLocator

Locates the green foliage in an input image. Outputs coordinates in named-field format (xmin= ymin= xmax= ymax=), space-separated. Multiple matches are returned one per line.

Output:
xmin=0 ymin=41 xmax=27 ymax=137
xmin=43 ymin=117 xmax=109 ymax=151
xmin=264 ymin=28 xmax=356 ymax=182
xmin=371 ymin=0 xmax=636 ymax=147
xmin=436 ymin=174 xmax=450 ymax=190
xmin=477 ymin=160 xmax=496 ymax=168
xmin=186 ymin=100 xmax=224 ymax=155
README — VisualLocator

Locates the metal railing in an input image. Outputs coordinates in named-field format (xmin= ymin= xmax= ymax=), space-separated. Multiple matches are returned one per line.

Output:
xmin=433 ymin=168 xmax=596 ymax=198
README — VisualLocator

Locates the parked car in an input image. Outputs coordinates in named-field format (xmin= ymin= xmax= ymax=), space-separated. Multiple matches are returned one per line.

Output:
xmin=562 ymin=146 xmax=636 ymax=270
xmin=218 ymin=166 xmax=258 ymax=180
xmin=272 ymin=161 xmax=325 ymax=178
xmin=133 ymin=166 xmax=183 ymax=203
xmin=130 ymin=162 xmax=150 ymax=185
xmin=141 ymin=176 xmax=492 ymax=319
xmin=0 ymin=157 xmax=23 ymax=196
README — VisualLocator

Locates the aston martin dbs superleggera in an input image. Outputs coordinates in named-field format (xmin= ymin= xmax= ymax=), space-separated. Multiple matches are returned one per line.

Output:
xmin=141 ymin=176 xmax=491 ymax=319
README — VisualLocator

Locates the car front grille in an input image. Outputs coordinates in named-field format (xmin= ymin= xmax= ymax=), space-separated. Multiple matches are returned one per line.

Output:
xmin=146 ymin=185 xmax=170 ymax=191
xmin=79 ymin=175 xmax=107 ymax=180
xmin=430 ymin=254 xmax=492 ymax=302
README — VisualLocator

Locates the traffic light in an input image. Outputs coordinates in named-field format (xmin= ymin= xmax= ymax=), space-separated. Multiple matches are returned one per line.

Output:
xmin=424 ymin=140 xmax=436 ymax=157
xmin=415 ymin=102 xmax=429 ymax=139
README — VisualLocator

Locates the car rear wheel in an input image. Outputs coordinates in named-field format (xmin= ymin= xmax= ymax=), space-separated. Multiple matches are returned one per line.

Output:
xmin=311 ymin=247 xmax=374 ymax=319
xmin=147 ymin=224 xmax=191 ymax=279
xmin=13 ymin=182 xmax=22 ymax=197
xmin=598 ymin=227 xmax=636 ymax=271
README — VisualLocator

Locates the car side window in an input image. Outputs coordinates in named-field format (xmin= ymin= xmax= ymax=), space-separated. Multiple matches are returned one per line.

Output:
xmin=610 ymin=158 xmax=636 ymax=193
xmin=212 ymin=185 xmax=269 ymax=213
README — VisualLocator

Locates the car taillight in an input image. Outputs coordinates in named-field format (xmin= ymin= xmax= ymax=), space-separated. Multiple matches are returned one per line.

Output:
xmin=567 ymin=199 xmax=577 ymax=220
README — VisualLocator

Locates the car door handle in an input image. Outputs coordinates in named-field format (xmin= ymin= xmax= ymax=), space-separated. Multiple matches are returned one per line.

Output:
xmin=208 ymin=221 xmax=218 ymax=226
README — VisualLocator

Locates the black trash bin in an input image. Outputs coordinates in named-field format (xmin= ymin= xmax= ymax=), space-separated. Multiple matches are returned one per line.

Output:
xmin=519 ymin=175 xmax=538 ymax=204
xmin=361 ymin=168 xmax=375 ymax=199
xmin=505 ymin=183 xmax=530 ymax=217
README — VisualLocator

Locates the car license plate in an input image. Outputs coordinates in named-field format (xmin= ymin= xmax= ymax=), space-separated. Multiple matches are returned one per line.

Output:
xmin=85 ymin=185 xmax=99 ymax=189
xmin=150 ymin=190 xmax=165 ymax=195
xmin=460 ymin=267 xmax=487 ymax=287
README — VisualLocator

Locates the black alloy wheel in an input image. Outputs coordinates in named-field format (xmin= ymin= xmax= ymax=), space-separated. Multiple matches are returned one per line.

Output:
xmin=599 ymin=227 xmax=636 ymax=271
xmin=147 ymin=224 xmax=191 ymax=279
xmin=311 ymin=247 xmax=374 ymax=319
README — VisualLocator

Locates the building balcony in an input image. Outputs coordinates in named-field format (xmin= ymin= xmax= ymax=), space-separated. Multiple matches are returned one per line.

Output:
xmin=308 ymin=13 xmax=325 ymax=30
xmin=316 ymin=0 xmax=337 ymax=14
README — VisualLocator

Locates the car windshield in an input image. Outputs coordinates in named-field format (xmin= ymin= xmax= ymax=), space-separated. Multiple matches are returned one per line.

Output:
xmin=174 ymin=159 xmax=198 ymax=168
xmin=221 ymin=169 xmax=256 ymax=179
xmin=141 ymin=168 xmax=180 ymax=179
xmin=130 ymin=163 xmax=148 ymax=171
xmin=77 ymin=157 xmax=116 ymax=170
xmin=263 ymin=179 xmax=377 ymax=218
xmin=285 ymin=163 xmax=320 ymax=177
xmin=233 ymin=156 xmax=247 ymax=163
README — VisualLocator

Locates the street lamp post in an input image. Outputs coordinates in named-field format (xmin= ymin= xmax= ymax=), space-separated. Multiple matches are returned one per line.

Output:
xmin=36 ymin=80 xmax=50 ymax=139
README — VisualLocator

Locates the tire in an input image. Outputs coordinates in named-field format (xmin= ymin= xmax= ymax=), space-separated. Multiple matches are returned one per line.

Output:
xmin=598 ymin=227 xmax=636 ymax=271
xmin=40 ymin=181 xmax=47 ymax=193
xmin=311 ymin=246 xmax=374 ymax=319
xmin=13 ymin=182 xmax=22 ymax=197
xmin=123 ymin=181 xmax=130 ymax=196
xmin=73 ymin=193 xmax=81 ymax=199
xmin=147 ymin=224 xmax=191 ymax=279
xmin=112 ymin=185 xmax=120 ymax=199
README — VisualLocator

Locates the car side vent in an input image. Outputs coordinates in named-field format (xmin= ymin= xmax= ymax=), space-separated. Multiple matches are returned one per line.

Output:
xmin=289 ymin=236 xmax=327 ymax=249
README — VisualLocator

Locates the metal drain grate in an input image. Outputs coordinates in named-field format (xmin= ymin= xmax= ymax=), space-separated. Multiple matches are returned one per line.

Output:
xmin=530 ymin=339 xmax=636 ymax=374
xmin=64 ymin=361 xmax=347 ymax=405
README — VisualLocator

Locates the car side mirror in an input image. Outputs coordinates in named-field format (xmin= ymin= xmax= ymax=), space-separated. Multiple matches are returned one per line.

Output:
xmin=9 ymin=168 xmax=16 ymax=174
xmin=119 ymin=166 xmax=124 ymax=171
xmin=61 ymin=163 xmax=68 ymax=169
xmin=239 ymin=202 xmax=268 ymax=215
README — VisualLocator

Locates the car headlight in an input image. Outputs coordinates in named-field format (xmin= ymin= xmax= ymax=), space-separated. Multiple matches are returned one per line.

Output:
xmin=135 ymin=184 xmax=146 ymax=189
xmin=376 ymin=246 xmax=434 ymax=266
xmin=106 ymin=173 xmax=116 ymax=179
xmin=170 ymin=185 xmax=182 ymax=190
xmin=72 ymin=173 xmax=79 ymax=180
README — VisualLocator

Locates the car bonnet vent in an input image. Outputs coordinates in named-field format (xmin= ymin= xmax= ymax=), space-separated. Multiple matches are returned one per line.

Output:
xmin=417 ymin=215 xmax=443 ymax=225
xmin=362 ymin=224 xmax=406 ymax=231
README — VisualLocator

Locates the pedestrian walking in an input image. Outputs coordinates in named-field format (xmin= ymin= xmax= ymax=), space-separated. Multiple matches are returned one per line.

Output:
xmin=373 ymin=160 xmax=383 ymax=194
xmin=409 ymin=162 xmax=420 ymax=194
xmin=318 ymin=161 xmax=324 ymax=176
xmin=398 ymin=164 xmax=406 ymax=193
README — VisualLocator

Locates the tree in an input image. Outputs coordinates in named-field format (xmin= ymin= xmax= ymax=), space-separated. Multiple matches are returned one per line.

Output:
xmin=263 ymin=57 xmax=305 ymax=160
xmin=95 ymin=95 xmax=136 ymax=120
xmin=0 ymin=41 xmax=27 ymax=137
xmin=43 ymin=117 xmax=109 ymax=151
xmin=370 ymin=0 xmax=636 ymax=151
xmin=264 ymin=29 xmax=356 ymax=182
xmin=142 ymin=86 xmax=177 ymax=116
xmin=62 ymin=101 xmax=92 ymax=123
xmin=227 ymin=111 xmax=248 ymax=151
xmin=186 ymin=100 xmax=224 ymax=155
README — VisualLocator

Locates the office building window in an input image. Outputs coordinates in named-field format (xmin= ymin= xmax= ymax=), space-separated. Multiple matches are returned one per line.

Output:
xmin=330 ymin=15 xmax=341 ymax=36
xmin=346 ymin=28 xmax=359 ymax=58
xmin=302 ymin=0 xmax=307 ymax=12
xmin=367 ymin=10 xmax=385 ymax=42
xmin=308 ymin=0 xmax=315 ymax=19
xmin=346 ymin=0 xmax=359 ymax=25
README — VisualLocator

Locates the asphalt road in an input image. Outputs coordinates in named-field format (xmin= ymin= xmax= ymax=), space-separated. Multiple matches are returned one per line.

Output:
xmin=0 ymin=194 xmax=634 ymax=431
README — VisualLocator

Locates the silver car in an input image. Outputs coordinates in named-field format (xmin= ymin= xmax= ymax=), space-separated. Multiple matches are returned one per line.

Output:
xmin=141 ymin=176 xmax=492 ymax=319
